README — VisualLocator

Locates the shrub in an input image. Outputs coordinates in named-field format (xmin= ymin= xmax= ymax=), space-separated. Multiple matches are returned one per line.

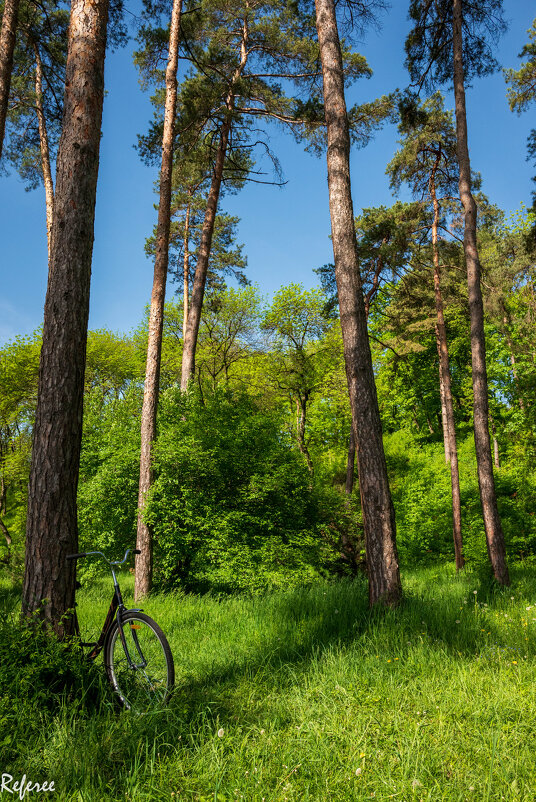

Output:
xmin=146 ymin=389 xmax=332 ymax=592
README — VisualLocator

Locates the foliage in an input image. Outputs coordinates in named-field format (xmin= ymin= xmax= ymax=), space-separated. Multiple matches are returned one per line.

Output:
xmin=405 ymin=0 xmax=507 ymax=91
xmin=77 ymin=385 xmax=142 ymax=574
xmin=384 ymin=430 xmax=536 ymax=568
xmin=0 ymin=610 xmax=104 ymax=763
xmin=145 ymin=389 xmax=334 ymax=592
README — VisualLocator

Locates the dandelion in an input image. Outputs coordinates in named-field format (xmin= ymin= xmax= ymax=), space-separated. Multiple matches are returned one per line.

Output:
xmin=512 ymin=661 xmax=518 ymax=665
xmin=473 ymin=590 xmax=478 ymax=595
xmin=387 ymin=659 xmax=392 ymax=663
xmin=260 ymin=729 xmax=265 ymax=735
xmin=456 ymin=620 xmax=460 ymax=624
xmin=360 ymin=753 xmax=366 ymax=758
xmin=355 ymin=768 xmax=362 ymax=776
xmin=218 ymin=728 xmax=225 ymax=738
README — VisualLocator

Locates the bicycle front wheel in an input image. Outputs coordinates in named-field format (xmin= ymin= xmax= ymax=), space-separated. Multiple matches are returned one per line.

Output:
xmin=104 ymin=611 xmax=174 ymax=711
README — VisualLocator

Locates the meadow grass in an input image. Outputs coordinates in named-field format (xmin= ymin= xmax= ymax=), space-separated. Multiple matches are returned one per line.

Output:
xmin=1 ymin=564 xmax=536 ymax=800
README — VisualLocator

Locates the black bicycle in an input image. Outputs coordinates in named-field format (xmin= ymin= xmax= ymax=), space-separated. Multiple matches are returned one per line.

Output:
xmin=67 ymin=548 xmax=174 ymax=711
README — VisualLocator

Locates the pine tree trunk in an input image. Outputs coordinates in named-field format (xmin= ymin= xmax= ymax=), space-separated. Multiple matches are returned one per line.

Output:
xmin=0 ymin=0 xmax=19 ymax=158
xmin=135 ymin=0 xmax=183 ymax=601
xmin=183 ymin=201 xmax=190 ymax=340
xmin=180 ymin=19 xmax=249 ymax=391
xmin=22 ymin=0 xmax=110 ymax=636
xmin=33 ymin=41 xmax=55 ymax=260
xmin=490 ymin=412 xmax=500 ymax=469
xmin=452 ymin=0 xmax=509 ymax=584
xmin=180 ymin=119 xmax=230 ymax=390
xmin=430 ymin=164 xmax=464 ymax=570
xmin=314 ymin=0 xmax=401 ymax=606
xmin=438 ymin=364 xmax=450 ymax=463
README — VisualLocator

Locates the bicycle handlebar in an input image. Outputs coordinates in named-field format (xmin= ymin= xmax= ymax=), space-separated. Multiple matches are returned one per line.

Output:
xmin=66 ymin=548 xmax=141 ymax=564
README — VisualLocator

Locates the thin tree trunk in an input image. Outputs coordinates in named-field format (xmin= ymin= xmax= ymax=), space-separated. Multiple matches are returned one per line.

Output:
xmin=452 ymin=0 xmax=509 ymax=585
xmin=430 ymin=159 xmax=464 ymax=570
xmin=501 ymin=306 xmax=525 ymax=411
xmin=0 ymin=515 xmax=11 ymax=548
xmin=0 ymin=0 xmax=20 ymax=158
xmin=22 ymin=0 xmax=110 ymax=636
xmin=0 ymin=472 xmax=6 ymax=515
xmin=490 ymin=412 xmax=500 ymax=469
xmin=135 ymin=0 xmax=183 ymax=601
xmin=183 ymin=200 xmax=190 ymax=339
xmin=315 ymin=0 xmax=401 ymax=607
xmin=345 ymin=425 xmax=355 ymax=496
xmin=438 ymin=362 xmax=450 ymax=463
xmin=296 ymin=394 xmax=313 ymax=473
xmin=180 ymin=16 xmax=249 ymax=391
xmin=33 ymin=41 xmax=55 ymax=259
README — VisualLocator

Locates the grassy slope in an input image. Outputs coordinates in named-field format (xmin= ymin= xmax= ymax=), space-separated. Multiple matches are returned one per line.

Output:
xmin=2 ymin=564 xmax=536 ymax=801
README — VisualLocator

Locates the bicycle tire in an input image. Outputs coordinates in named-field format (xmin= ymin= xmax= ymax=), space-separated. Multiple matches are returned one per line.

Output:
xmin=104 ymin=611 xmax=174 ymax=711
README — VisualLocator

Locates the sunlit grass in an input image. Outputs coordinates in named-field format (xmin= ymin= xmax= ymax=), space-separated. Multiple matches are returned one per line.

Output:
xmin=2 ymin=564 xmax=536 ymax=800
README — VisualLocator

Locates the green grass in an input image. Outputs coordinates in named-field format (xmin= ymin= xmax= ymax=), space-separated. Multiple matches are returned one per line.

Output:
xmin=2 ymin=564 xmax=536 ymax=800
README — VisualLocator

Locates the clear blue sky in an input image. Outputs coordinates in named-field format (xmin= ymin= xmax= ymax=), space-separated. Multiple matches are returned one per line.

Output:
xmin=0 ymin=0 xmax=534 ymax=345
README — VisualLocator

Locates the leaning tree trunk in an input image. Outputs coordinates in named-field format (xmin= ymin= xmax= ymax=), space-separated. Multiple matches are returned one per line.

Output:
xmin=180 ymin=17 xmax=249 ymax=390
xmin=452 ymin=0 xmax=509 ymax=585
xmin=0 ymin=0 xmax=20 ymax=157
xmin=180 ymin=118 xmax=231 ymax=390
xmin=315 ymin=0 xmax=401 ymax=606
xmin=33 ymin=41 xmax=55 ymax=259
xmin=135 ymin=0 xmax=183 ymax=601
xmin=22 ymin=0 xmax=110 ymax=637
xmin=430 ymin=161 xmax=464 ymax=570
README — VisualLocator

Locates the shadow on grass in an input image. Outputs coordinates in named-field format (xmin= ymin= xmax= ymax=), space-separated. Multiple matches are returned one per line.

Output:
xmin=87 ymin=564 xmax=536 ymax=746
xmin=8 ymin=563 xmax=536 ymax=797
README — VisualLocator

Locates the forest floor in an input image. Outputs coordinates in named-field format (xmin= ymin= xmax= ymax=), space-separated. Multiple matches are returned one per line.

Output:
xmin=1 ymin=564 xmax=536 ymax=801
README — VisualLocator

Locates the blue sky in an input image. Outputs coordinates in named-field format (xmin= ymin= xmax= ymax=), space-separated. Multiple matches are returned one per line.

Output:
xmin=0 ymin=0 xmax=534 ymax=345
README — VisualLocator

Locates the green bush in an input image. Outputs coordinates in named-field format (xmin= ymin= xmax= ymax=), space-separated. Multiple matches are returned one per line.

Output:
xmin=0 ymin=616 xmax=105 ymax=762
xmin=146 ymin=389 xmax=332 ymax=592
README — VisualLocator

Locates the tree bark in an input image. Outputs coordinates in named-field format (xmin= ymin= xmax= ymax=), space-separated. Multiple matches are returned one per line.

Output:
xmin=180 ymin=16 xmax=249 ymax=391
xmin=315 ymin=0 xmax=401 ymax=606
xmin=33 ymin=41 xmax=55 ymax=260
xmin=22 ymin=0 xmax=110 ymax=636
xmin=452 ymin=0 xmax=509 ymax=584
xmin=438 ymin=363 xmax=450 ymax=463
xmin=430 ymin=159 xmax=464 ymax=570
xmin=183 ymin=200 xmax=190 ymax=339
xmin=490 ymin=412 xmax=500 ymax=469
xmin=0 ymin=0 xmax=20 ymax=158
xmin=135 ymin=0 xmax=183 ymax=601
xmin=345 ymin=425 xmax=355 ymax=496
xmin=0 ymin=515 xmax=11 ymax=548
xmin=296 ymin=394 xmax=314 ymax=473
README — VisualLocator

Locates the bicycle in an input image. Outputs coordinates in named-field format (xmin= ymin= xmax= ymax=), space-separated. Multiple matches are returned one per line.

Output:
xmin=66 ymin=548 xmax=174 ymax=711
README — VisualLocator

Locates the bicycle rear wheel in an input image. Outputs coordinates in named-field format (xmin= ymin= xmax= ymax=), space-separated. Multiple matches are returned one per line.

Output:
xmin=104 ymin=611 xmax=174 ymax=711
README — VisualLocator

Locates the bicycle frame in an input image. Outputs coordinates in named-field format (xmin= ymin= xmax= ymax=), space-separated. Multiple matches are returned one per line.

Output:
xmin=69 ymin=548 xmax=143 ymax=667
